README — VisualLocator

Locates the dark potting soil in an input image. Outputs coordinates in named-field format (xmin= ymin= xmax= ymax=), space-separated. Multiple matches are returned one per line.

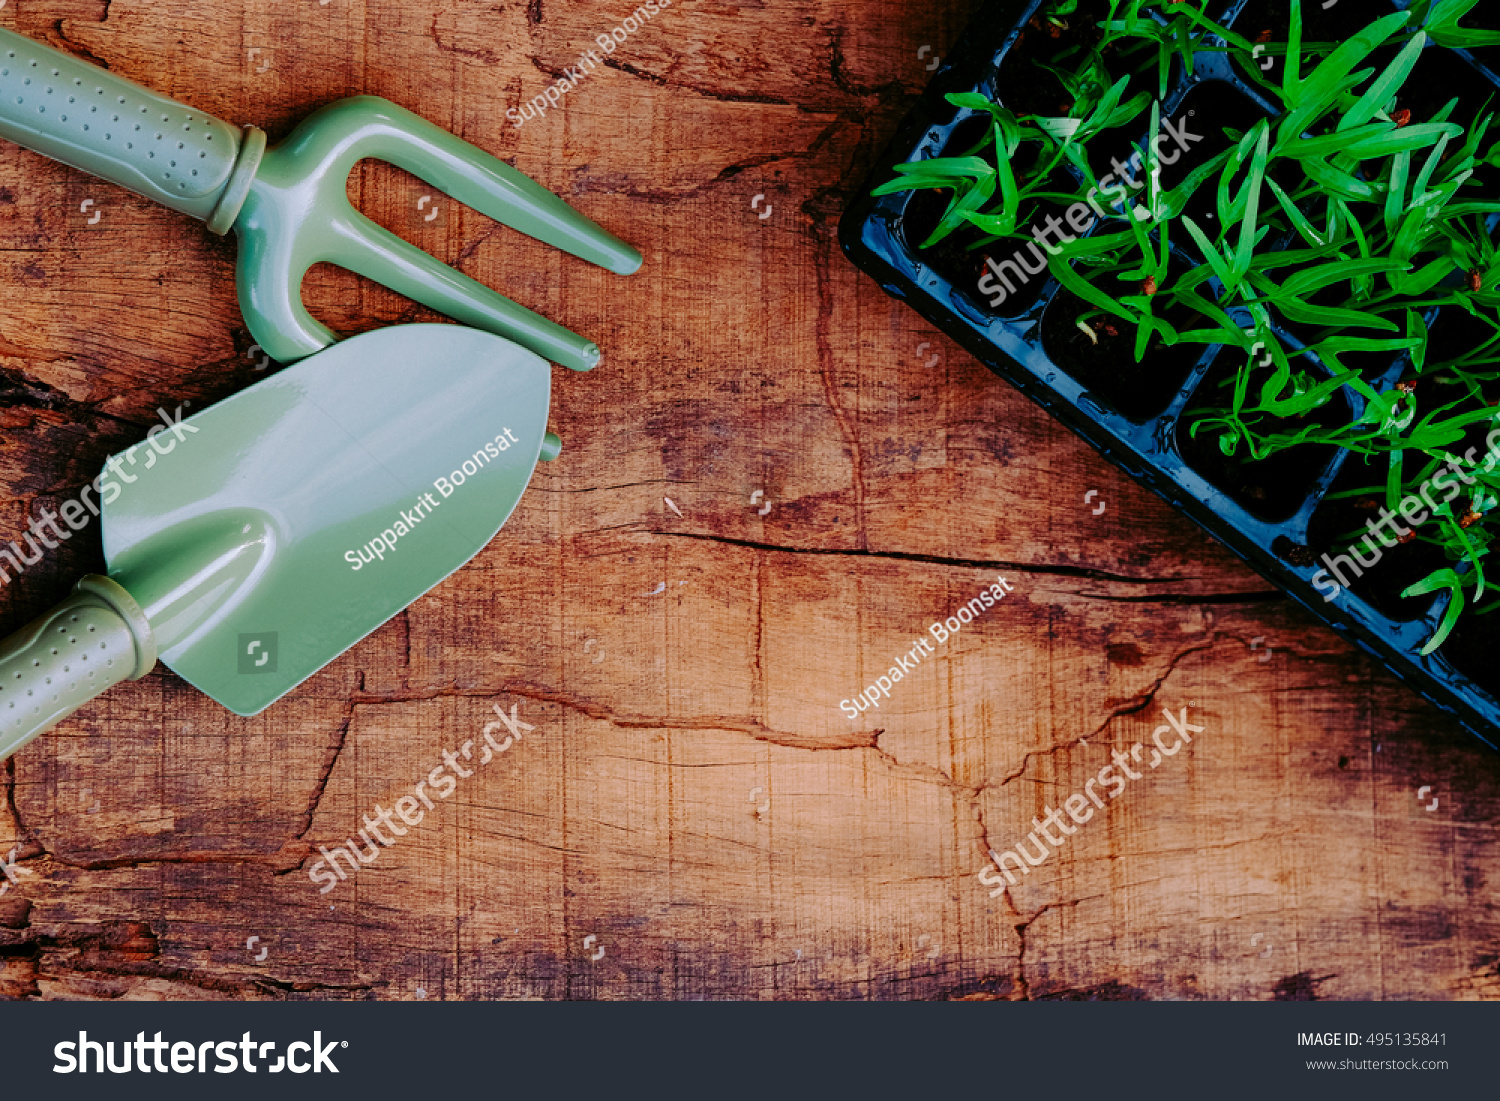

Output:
xmin=1386 ymin=46 xmax=1499 ymax=133
xmin=901 ymin=186 xmax=1081 ymax=318
xmin=898 ymin=124 xmax=998 ymax=305
xmin=1279 ymin=277 xmax=1423 ymax=354
xmin=1000 ymin=0 xmax=1115 ymax=119
xmin=898 ymin=115 xmax=1045 ymax=316
xmin=1396 ymin=49 xmax=1500 ymax=198
xmin=1464 ymin=40 xmax=1500 ymax=86
xmin=1039 ymin=265 xmax=1204 ymax=421
xmin=1434 ymin=600 xmax=1500 ymax=699
xmin=997 ymin=0 xmax=1174 ymax=186
xmin=894 ymin=114 xmax=1086 ymax=316
xmin=1177 ymin=356 xmax=1350 ymax=521
xmin=1228 ymin=0 xmax=1402 ymax=89
xmin=1424 ymin=304 xmax=1500 ymax=371
xmin=1306 ymin=459 xmax=1450 ymax=620
xmin=1311 ymin=342 xmax=1406 ymax=387
xmin=1159 ymin=80 xmax=1285 ymax=232
xmin=963 ymin=206 xmax=1080 ymax=316
xmin=902 ymin=196 xmax=1051 ymax=316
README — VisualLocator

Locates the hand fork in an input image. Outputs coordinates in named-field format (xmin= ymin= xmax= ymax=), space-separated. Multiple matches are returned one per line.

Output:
xmin=0 ymin=27 xmax=640 ymax=369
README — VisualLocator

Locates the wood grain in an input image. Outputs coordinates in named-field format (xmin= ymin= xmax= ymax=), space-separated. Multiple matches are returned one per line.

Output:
xmin=0 ymin=0 xmax=1497 ymax=1002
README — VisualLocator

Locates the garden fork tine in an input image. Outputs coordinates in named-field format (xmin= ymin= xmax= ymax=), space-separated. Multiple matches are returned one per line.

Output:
xmin=321 ymin=207 xmax=609 ymax=373
xmin=236 ymin=97 xmax=641 ymax=369
xmin=0 ymin=29 xmax=640 ymax=369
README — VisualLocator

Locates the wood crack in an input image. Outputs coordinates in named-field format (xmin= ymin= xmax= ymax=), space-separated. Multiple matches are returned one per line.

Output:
xmin=644 ymin=529 xmax=1266 ymax=591
xmin=50 ymin=849 xmax=291 ymax=872
xmin=998 ymin=637 xmax=1219 ymax=789
xmin=339 ymin=681 xmax=881 ymax=752
xmin=2 ymin=756 xmax=27 ymax=843
xmin=0 ymin=363 xmax=85 ymax=414
xmin=813 ymin=234 xmax=868 ymax=549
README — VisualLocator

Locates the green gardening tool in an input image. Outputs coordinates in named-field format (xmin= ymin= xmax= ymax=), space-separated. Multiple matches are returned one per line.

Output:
xmin=0 ymin=26 xmax=640 ymax=368
xmin=0 ymin=323 xmax=560 ymax=761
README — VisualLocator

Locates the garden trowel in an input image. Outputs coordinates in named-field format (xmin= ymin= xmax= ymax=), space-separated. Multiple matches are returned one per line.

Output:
xmin=0 ymin=323 xmax=559 ymax=761
xmin=0 ymin=26 xmax=640 ymax=369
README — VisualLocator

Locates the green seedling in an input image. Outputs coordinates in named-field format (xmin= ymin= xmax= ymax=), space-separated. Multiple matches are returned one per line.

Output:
xmin=877 ymin=0 xmax=1500 ymax=652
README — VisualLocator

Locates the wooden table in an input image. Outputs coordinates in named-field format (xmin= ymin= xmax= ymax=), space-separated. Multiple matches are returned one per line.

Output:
xmin=1 ymin=0 xmax=1496 ymax=1002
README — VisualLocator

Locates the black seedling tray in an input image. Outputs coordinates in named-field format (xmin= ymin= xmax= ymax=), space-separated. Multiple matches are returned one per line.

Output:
xmin=840 ymin=0 xmax=1500 ymax=748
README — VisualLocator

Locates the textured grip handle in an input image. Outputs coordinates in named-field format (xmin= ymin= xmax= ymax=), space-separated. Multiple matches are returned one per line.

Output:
xmin=0 ymin=576 xmax=156 ymax=762
xmin=0 ymin=27 xmax=242 ymax=221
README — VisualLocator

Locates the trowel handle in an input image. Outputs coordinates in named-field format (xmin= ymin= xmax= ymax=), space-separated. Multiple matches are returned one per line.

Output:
xmin=0 ymin=576 xmax=157 ymax=763
xmin=0 ymin=27 xmax=250 ymax=224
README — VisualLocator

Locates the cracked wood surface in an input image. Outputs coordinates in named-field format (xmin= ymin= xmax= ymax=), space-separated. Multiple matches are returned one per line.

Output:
xmin=1 ymin=0 xmax=1498 ymax=1002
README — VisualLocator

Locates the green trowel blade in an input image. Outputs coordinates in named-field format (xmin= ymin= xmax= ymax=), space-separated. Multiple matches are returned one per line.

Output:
xmin=101 ymin=324 xmax=554 ymax=716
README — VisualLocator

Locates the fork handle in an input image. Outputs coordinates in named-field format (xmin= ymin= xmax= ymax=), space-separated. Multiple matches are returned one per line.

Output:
xmin=0 ymin=27 xmax=250 ymax=223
